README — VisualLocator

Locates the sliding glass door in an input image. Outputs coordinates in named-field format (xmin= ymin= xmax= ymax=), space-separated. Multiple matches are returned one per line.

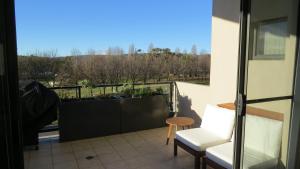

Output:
xmin=235 ymin=0 xmax=299 ymax=168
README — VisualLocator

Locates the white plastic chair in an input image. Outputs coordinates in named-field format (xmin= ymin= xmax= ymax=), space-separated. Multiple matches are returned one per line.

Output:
xmin=205 ymin=114 xmax=283 ymax=169
xmin=174 ymin=104 xmax=236 ymax=169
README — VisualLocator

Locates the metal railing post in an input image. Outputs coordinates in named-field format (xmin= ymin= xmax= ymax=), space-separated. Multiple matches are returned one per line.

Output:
xmin=169 ymin=82 xmax=174 ymax=112
xmin=75 ymin=87 xmax=78 ymax=98
xmin=78 ymin=86 xmax=81 ymax=99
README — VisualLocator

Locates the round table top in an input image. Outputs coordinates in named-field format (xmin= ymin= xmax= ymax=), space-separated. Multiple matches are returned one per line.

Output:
xmin=166 ymin=117 xmax=194 ymax=126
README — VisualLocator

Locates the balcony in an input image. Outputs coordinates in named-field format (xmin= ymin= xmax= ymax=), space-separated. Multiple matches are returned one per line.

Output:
xmin=22 ymin=82 xmax=200 ymax=169
xmin=24 ymin=127 xmax=211 ymax=169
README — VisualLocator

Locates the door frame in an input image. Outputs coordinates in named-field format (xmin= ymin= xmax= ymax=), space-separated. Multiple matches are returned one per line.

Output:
xmin=0 ymin=0 xmax=24 ymax=168
xmin=287 ymin=1 xmax=300 ymax=166
xmin=233 ymin=0 xmax=251 ymax=168
xmin=234 ymin=0 xmax=300 ymax=168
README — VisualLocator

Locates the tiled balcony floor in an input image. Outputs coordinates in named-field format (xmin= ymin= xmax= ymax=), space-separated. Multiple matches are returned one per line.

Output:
xmin=24 ymin=127 xmax=212 ymax=169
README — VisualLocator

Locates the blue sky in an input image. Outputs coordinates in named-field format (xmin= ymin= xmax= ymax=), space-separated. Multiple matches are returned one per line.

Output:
xmin=15 ymin=0 xmax=212 ymax=56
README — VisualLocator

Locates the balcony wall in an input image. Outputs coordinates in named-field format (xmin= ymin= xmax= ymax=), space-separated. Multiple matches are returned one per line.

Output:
xmin=175 ymin=82 xmax=211 ymax=127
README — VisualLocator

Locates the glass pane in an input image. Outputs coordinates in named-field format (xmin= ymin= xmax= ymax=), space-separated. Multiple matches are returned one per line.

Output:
xmin=242 ymin=0 xmax=299 ymax=168
xmin=242 ymin=100 xmax=292 ymax=168
xmin=246 ymin=0 xmax=298 ymax=99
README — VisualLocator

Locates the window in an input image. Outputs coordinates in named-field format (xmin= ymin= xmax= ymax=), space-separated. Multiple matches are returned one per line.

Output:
xmin=253 ymin=18 xmax=288 ymax=60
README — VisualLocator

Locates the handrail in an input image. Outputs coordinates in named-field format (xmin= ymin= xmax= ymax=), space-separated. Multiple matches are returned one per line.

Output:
xmin=49 ymin=81 xmax=173 ymax=89
xmin=49 ymin=86 xmax=82 ymax=90
xmin=48 ymin=81 xmax=175 ymax=102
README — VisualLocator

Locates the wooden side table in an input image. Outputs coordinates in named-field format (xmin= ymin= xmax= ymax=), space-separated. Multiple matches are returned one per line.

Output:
xmin=165 ymin=117 xmax=194 ymax=145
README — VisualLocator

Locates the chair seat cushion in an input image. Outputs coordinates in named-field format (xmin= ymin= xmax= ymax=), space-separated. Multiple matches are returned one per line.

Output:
xmin=176 ymin=128 xmax=228 ymax=151
xmin=206 ymin=142 xmax=234 ymax=169
xmin=206 ymin=142 xmax=278 ymax=169
xmin=243 ymin=148 xmax=278 ymax=169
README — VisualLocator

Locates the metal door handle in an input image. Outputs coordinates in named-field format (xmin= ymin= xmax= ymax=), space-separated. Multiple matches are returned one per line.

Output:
xmin=237 ymin=93 xmax=246 ymax=116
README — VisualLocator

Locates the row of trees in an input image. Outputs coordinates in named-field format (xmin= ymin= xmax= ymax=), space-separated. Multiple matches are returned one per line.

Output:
xmin=18 ymin=47 xmax=210 ymax=87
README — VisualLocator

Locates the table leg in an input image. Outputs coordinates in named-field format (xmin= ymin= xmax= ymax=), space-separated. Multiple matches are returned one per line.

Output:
xmin=166 ymin=124 xmax=172 ymax=145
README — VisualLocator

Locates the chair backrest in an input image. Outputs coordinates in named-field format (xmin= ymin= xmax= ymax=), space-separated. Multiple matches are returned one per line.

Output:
xmin=201 ymin=104 xmax=235 ymax=140
xmin=244 ymin=114 xmax=283 ymax=158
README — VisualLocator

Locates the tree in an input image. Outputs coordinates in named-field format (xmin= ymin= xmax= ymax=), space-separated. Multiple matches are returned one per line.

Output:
xmin=113 ymin=47 xmax=124 ymax=56
xmin=18 ymin=50 xmax=61 ymax=87
xmin=42 ymin=50 xmax=61 ymax=87
xmin=105 ymin=55 xmax=125 ymax=91
xmin=87 ymin=48 xmax=96 ymax=55
xmin=148 ymin=43 xmax=154 ymax=53
xmin=107 ymin=46 xmax=124 ymax=56
xmin=106 ymin=47 xmax=113 ymax=56
xmin=18 ymin=46 xmax=211 ymax=90
xmin=175 ymin=48 xmax=181 ymax=55
xmin=125 ymin=54 xmax=141 ymax=89
xmin=140 ymin=53 xmax=153 ymax=83
xmin=69 ymin=48 xmax=82 ymax=85
xmin=71 ymin=48 xmax=81 ymax=56
xmin=191 ymin=44 xmax=198 ymax=56
xmin=128 ymin=44 xmax=135 ymax=57
xmin=183 ymin=49 xmax=188 ymax=54
xmin=200 ymin=49 xmax=208 ymax=55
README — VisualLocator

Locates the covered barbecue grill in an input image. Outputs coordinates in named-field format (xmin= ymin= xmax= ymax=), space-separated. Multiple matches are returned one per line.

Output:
xmin=20 ymin=81 xmax=59 ymax=148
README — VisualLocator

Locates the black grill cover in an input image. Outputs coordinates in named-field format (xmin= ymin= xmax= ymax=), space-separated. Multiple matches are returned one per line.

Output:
xmin=20 ymin=81 xmax=59 ymax=126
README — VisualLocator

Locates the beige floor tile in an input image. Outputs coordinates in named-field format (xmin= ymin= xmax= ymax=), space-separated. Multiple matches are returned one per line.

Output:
xmin=53 ymin=161 xmax=78 ymax=169
xmin=38 ymin=143 xmax=52 ymax=150
xmin=76 ymin=157 xmax=103 ymax=169
xmin=94 ymin=145 xmax=116 ymax=155
xmin=53 ymin=153 xmax=76 ymax=164
xmin=90 ymin=140 xmax=110 ymax=149
xmin=103 ymin=160 xmax=131 ymax=169
xmin=52 ymin=146 xmax=73 ymax=155
xmin=78 ymin=165 xmax=104 ymax=169
xmin=123 ymin=156 xmax=149 ymax=169
xmin=72 ymin=143 xmax=93 ymax=152
xmin=129 ymin=139 xmax=149 ymax=148
xmin=135 ymin=143 xmax=161 ymax=154
xmin=114 ymin=144 xmax=134 ymax=151
xmin=97 ymin=152 xmax=122 ymax=165
xmin=74 ymin=150 xmax=96 ymax=160
xmin=28 ymin=155 xmax=52 ymax=169
xmin=30 ymin=149 xmax=52 ymax=158
xmin=28 ymin=164 xmax=53 ymax=169
xmin=106 ymin=136 xmax=127 ymax=146
xmin=29 ymin=156 xmax=52 ymax=167
xmin=116 ymin=146 xmax=139 ymax=159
